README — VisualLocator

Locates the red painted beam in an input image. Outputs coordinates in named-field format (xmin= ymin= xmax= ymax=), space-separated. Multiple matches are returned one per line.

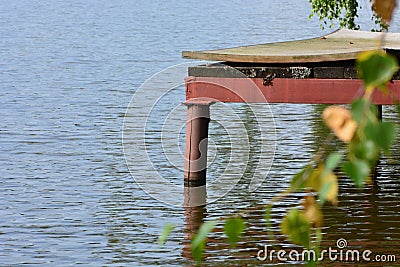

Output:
xmin=185 ymin=77 xmax=400 ymax=104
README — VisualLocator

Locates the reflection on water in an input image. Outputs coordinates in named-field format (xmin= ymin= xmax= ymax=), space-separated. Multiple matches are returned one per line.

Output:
xmin=178 ymin=104 xmax=400 ymax=266
xmin=182 ymin=206 xmax=206 ymax=261
xmin=1 ymin=0 xmax=400 ymax=266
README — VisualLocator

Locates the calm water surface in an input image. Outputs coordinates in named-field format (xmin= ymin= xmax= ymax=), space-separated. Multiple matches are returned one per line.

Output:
xmin=1 ymin=0 xmax=400 ymax=266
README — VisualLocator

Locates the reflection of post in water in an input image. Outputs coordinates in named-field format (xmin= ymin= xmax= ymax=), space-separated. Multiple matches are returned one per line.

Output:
xmin=182 ymin=185 xmax=207 ymax=261
xmin=182 ymin=205 xmax=206 ymax=261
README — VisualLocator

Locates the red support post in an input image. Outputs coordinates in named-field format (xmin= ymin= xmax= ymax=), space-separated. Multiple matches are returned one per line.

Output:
xmin=183 ymin=99 xmax=214 ymax=188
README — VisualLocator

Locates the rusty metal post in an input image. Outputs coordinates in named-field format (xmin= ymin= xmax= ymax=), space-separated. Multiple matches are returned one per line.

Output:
xmin=183 ymin=99 xmax=214 ymax=190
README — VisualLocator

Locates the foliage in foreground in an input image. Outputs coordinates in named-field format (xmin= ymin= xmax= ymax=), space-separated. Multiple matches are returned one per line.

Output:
xmin=308 ymin=0 xmax=397 ymax=30
xmin=160 ymin=0 xmax=399 ymax=265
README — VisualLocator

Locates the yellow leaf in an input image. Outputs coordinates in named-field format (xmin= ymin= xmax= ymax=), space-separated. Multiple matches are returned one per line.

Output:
xmin=336 ymin=119 xmax=357 ymax=143
xmin=322 ymin=106 xmax=357 ymax=143
xmin=373 ymin=0 xmax=397 ymax=23
xmin=306 ymin=166 xmax=339 ymax=205
xmin=320 ymin=171 xmax=339 ymax=205
xmin=303 ymin=195 xmax=323 ymax=227
xmin=307 ymin=167 xmax=322 ymax=192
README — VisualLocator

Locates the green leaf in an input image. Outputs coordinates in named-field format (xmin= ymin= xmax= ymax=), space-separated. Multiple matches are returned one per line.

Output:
xmin=378 ymin=122 xmax=397 ymax=152
xmin=290 ymin=166 xmax=312 ymax=191
xmin=365 ymin=121 xmax=397 ymax=152
xmin=351 ymin=99 xmax=365 ymax=124
xmin=343 ymin=159 xmax=370 ymax=188
xmin=325 ymin=152 xmax=342 ymax=173
xmin=353 ymin=140 xmax=379 ymax=161
xmin=157 ymin=223 xmax=174 ymax=245
xmin=356 ymin=50 xmax=398 ymax=91
xmin=224 ymin=217 xmax=246 ymax=248
xmin=351 ymin=99 xmax=371 ymax=124
xmin=191 ymin=220 xmax=217 ymax=263
xmin=281 ymin=208 xmax=310 ymax=248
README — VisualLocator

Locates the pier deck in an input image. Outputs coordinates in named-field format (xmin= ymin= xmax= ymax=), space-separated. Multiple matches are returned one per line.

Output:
xmin=181 ymin=29 xmax=400 ymax=206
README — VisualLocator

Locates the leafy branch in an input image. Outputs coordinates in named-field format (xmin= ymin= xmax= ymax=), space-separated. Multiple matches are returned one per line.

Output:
xmin=308 ymin=0 xmax=394 ymax=30
xmin=159 ymin=1 xmax=399 ymax=265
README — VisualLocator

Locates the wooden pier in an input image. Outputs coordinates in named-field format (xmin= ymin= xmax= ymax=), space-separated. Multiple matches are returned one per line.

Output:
xmin=182 ymin=29 xmax=400 ymax=203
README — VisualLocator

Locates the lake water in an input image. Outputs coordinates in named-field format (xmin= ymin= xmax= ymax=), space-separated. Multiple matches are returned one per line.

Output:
xmin=1 ymin=0 xmax=400 ymax=266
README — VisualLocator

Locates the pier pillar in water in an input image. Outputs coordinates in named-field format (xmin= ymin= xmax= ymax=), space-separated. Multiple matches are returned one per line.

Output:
xmin=183 ymin=99 xmax=214 ymax=206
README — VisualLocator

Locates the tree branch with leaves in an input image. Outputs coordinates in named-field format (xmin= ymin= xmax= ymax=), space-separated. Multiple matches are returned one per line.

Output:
xmin=160 ymin=1 xmax=399 ymax=265
xmin=308 ymin=0 xmax=395 ymax=30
